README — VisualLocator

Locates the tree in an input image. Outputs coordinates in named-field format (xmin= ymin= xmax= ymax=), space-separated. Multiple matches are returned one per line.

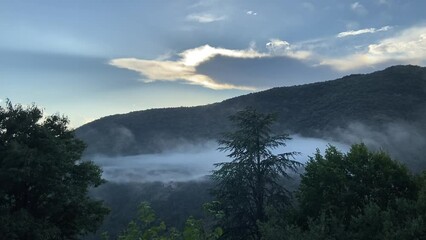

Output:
xmin=0 ymin=101 xmax=109 ymax=240
xmin=210 ymin=108 xmax=300 ymax=240
xmin=260 ymin=145 xmax=425 ymax=240
xmin=111 ymin=201 xmax=222 ymax=240
xmin=297 ymin=144 xmax=418 ymax=226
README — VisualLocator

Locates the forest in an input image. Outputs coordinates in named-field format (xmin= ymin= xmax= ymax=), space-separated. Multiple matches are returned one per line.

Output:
xmin=1 ymin=101 xmax=425 ymax=240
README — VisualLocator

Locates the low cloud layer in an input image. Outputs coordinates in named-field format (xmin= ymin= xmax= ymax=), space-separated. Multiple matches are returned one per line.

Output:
xmin=331 ymin=121 xmax=426 ymax=171
xmin=92 ymin=136 xmax=349 ymax=183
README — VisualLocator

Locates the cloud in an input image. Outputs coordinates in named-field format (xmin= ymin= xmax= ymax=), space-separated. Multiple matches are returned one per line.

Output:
xmin=321 ymin=26 xmax=426 ymax=71
xmin=109 ymin=39 xmax=324 ymax=90
xmin=246 ymin=10 xmax=258 ymax=16
xmin=266 ymin=39 xmax=291 ymax=52
xmin=109 ymin=40 xmax=320 ymax=90
xmin=186 ymin=13 xmax=226 ymax=23
xmin=92 ymin=136 xmax=349 ymax=183
xmin=331 ymin=121 xmax=426 ymax=170
xmin=180 ymin=44 xmax=266 ymax=66
xmin=266 ymin=39 xmax=312 ymax=59
xmin=110 ymin=58 xmax=253 ymax=90
xmin=110 ymin=45 xmax=268 ymax=90
xmin=350 ymin=2 xmax=368 ymax=15
xmin=337 ymin=26 xmax=392 ymax=38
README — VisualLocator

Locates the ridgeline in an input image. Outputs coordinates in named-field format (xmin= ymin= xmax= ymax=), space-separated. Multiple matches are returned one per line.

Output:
xmin=76 ymin=65 xmax=426 ymax=157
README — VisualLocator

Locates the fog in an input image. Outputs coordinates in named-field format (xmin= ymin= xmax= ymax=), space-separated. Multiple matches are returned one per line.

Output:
xmin=91 ymin=119 xmax=426 ymax=183
xmin=92 ymin=136 xmax=350 ymax=183
xmin=331 ymin=121 xmax=426 ymax=171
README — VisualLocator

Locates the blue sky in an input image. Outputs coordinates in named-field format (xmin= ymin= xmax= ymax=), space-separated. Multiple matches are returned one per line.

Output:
xmin=1 ymin=0 xmax=426 ymax=127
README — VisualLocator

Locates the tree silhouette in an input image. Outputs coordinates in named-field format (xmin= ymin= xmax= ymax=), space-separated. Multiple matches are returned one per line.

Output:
xmin=211 ymin=108 xmax=301 ymax=240
xmin=0 ymin=101 xmax=109 ymax=240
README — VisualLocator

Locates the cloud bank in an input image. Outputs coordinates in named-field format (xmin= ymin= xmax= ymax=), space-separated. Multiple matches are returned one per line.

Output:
xmin=110 ymin=43 xmax=312 ymax=90
xmin=110 ymin=25 xmax=426 ymax=90
xmin=323 ymin=26 xmax=426 ymax=71
xmin=92 ymin=136 xmax=349 ymax=183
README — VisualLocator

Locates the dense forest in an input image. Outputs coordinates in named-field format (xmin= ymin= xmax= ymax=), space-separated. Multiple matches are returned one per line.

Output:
xmin=1 ymin=65 xmax=426 ymax=239
xmin=86 ymin=108 xmax=426 ymax=240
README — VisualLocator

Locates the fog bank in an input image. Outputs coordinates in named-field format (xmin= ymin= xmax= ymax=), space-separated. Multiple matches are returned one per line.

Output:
xmin=331 ymin=121 xmax=426 ymax=171
xmin=92 ymin=136 xmax=349 ymax=183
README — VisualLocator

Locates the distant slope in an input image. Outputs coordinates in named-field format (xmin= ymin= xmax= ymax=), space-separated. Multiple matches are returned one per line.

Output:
xmin=76 ymin=65 xmax=426 ymax=157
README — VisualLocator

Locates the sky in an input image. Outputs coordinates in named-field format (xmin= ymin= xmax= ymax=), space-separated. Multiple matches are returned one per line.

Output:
xmin=1 ymin=0 xmax=426 ymax=127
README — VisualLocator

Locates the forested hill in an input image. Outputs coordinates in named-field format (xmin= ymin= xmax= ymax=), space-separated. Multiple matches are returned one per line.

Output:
xmin=76 ymin=65 xmax=426 ymax=156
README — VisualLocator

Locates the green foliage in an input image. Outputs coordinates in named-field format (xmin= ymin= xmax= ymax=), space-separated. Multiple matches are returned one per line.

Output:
xmin=118 ymin=202 xmax=170 ymax=240
xmin=211 ymin=108 xmax=301 ymax=240
xmin=297 ymin=143 xmax=417 ymax=224
xmin=87 ymin=181 xmax=214 ymax=239
xmin=260 ymin=144 xmax=426 ymax=240
xmin=281 ymin=198 xmax=426 ymax=240
xmin=0 ymin=101 xmax=109 ymax=239
xmin=183 ymin=216 xmax=223 ymax=240
xmin=113 ymin=202 xmax=222 ymax=240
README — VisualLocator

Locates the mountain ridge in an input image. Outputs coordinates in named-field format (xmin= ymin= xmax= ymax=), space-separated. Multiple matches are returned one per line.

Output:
xmin=76 ymin=65 xmax=426 ymax=157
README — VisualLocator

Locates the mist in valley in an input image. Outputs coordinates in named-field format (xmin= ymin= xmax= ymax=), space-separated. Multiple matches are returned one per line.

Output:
xmin=93 ymin=121 xmax=426 ymax=184
xmin=88 ymin=123 xmax=426 ymax=239
xmin=91 ymin=135 xmax=350 ymax=183
xmin=330 ymin=120 xmax=426 ymax=171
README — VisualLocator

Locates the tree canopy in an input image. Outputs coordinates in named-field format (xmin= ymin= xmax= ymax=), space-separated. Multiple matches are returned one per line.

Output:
xmin=298 ymin=144 xmax=417 ymax=224
xmin=0 ymin=101 xmax=109 ymax=240
xmin=210 ymin=108 xmax=300 ymax=240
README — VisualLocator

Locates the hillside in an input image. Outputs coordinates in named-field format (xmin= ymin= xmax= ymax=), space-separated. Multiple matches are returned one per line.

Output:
xmin=76 ymin=65 xmax=426 ymax=157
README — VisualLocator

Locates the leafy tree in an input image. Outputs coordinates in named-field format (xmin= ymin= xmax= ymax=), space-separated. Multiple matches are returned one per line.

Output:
xmin=114 ymin=202 xmax=222 ymax=240
xmin=260 ymin=145 xmax=425 ymax=240
xmin=0 ymin=101 xmax=109 ymax=240
xmin=297 ymin=144 xmax=417 ymax=225
xmin=117 ymin=202 xmax=173 ymax=240
xmin=210 ymin=108 xmax=301 ymax=240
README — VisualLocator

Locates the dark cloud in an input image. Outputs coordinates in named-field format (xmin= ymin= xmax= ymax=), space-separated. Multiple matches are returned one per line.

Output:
xmin=197 ymin=55 xmax=339 ymax=88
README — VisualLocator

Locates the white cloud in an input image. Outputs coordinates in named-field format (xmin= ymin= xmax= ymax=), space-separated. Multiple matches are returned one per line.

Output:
xmin=266 ymin=39 xmax=290 ymax=51
xmin=186 ymin=13 xmax=226 ymax=23
xmin=180 ymin=44 xmax=265 ymax=67
xmin=351 ymin=2 xmax=368 ymax=15
xmin=246 ymin=10 xmax=258 ymax=16
xmin=110 ymin=58 xmax=254 ymax=90
xmin=321 ymin=26 xmax=426 ymax=71
xmin=110 ymin=45 xmax=269 ymax=90
xmin=266 ymin=39 xmax=312 ymax=59
xmin=337 ymin=26 xmax=392 ymax=38
xmin=110 ymin=41 xmax=316 ymax=90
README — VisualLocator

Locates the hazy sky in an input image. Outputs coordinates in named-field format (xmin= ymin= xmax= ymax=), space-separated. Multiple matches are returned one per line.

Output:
xmin=1 ymin=0 xmax=426 ymax=127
